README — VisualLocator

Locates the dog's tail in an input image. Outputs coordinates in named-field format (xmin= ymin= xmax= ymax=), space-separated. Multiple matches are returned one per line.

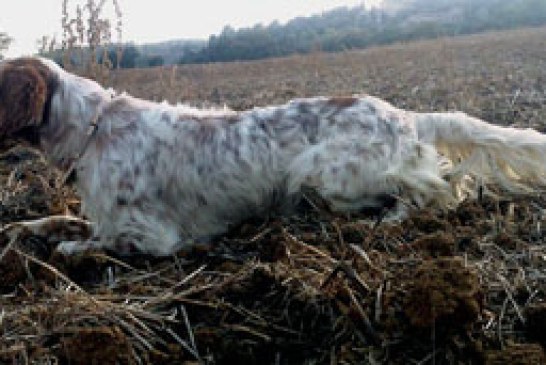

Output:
xmin=414 ymin=112 xmax=546 ymax=197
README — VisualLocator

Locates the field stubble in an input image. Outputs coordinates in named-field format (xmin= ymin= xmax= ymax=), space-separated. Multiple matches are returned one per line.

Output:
xmin=2 ymin=27 xmax=546 ymax=364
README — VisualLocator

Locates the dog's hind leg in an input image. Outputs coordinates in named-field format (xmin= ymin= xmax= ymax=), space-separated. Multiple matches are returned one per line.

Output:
xmin=287 ymin=139 xmax=399 ymax=212
xmin=287 ymin=138 xmax=452 ymax=218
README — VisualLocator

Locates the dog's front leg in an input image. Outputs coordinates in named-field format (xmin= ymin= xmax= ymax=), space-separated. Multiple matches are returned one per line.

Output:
xmin=0 ymin=215 xmax=95 ymax=258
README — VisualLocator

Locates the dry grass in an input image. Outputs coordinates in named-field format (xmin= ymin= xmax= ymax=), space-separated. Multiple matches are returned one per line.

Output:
xmin=2 ymin=26 xmax=546 ymax=364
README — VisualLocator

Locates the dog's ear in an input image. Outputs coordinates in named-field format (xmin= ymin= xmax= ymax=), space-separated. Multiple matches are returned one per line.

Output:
xmin=0 ymin=64 xmax=49 ymax=138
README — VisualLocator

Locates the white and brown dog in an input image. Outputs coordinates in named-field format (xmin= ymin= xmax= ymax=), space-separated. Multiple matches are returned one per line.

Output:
xmin=1 ymin=57 xmax=546 ymax=256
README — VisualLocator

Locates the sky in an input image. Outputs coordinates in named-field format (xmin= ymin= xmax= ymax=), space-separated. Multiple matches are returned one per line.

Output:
xmin=1 ymin=0 xmax=382 ymax=57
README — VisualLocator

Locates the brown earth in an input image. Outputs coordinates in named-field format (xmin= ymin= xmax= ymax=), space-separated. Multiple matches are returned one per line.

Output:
xmin=2 ymin=26 xmax=546 ymax=364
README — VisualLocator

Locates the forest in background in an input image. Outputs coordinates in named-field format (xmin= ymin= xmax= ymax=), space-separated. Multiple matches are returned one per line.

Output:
xmin=178 ymin=0 xmax=546 ymax=64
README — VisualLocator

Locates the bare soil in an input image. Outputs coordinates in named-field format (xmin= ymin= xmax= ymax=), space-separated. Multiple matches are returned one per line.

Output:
xmin=2 ymin=26 xmax=546 ymax=364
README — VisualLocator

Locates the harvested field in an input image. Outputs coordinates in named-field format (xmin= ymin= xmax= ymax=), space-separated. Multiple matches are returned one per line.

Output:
xmin=2 ymin=26 xmax=546 ymax=364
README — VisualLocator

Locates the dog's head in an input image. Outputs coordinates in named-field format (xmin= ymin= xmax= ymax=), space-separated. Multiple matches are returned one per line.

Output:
xmin=0 ymin=58 xmax=59 ymax=144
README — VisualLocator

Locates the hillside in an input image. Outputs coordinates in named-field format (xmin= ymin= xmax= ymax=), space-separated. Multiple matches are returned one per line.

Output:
xmin=176 ymin=0 xmax=546 ymax=64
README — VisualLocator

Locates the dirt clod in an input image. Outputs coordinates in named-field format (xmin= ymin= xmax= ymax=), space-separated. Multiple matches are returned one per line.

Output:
xmin=61 ymin=326 xmax=130 ymax=365
xmin=404 ymin=257 xmax=482 ymax=328
xmin=411 ymin=232 xmax=456 ymax=257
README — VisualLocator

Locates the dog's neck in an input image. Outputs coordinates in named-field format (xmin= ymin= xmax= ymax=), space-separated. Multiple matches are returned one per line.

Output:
xmin=38 ymin=69 xmax=113 ymax=172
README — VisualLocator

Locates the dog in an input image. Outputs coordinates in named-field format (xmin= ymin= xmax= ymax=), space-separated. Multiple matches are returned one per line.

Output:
xmin=1 ymin=57 xmax=546 ymax=256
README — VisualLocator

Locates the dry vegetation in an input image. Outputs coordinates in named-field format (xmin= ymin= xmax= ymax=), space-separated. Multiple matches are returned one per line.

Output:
xmin=2 ymin=27 xmax=546 ymax=364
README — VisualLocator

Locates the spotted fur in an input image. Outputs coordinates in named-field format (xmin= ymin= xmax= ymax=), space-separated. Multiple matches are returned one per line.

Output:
xmin=2 ymin=57 xmax=546 ymax=256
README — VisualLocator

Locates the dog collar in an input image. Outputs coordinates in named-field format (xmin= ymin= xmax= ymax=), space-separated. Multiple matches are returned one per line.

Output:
xmin=60 ymin=94 xmax=116 ymax=186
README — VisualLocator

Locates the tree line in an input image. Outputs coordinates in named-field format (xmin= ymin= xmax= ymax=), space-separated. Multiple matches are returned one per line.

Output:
xmin=178 ymin=0 xmax=546 ymax=64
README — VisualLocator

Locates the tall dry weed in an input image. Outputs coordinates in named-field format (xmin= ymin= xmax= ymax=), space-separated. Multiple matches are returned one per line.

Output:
xmin=58 ymin=0 xmax=123 ymax=84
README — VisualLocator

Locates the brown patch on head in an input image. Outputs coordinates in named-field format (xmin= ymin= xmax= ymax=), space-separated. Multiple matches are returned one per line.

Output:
xmin=327 ymin=96 xmax=358 ymax=109
xmin=0 ymin=58 xmax=58 ymax=141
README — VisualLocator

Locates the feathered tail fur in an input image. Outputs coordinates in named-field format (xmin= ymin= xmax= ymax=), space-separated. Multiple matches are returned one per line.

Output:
xmin=415 ymin=112 xmax=546 ymax=198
